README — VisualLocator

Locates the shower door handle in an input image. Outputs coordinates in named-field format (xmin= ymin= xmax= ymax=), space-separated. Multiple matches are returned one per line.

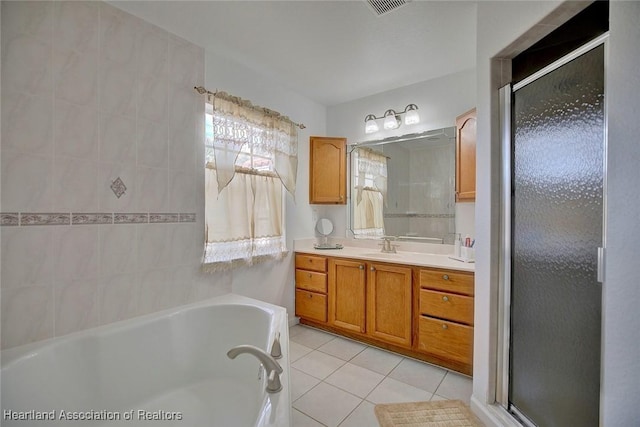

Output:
xmin=597 ymin=247 xmax=605 ymax=283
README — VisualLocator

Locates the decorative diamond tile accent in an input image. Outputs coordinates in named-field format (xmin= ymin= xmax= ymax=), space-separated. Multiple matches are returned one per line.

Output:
xmin=110 ymin=177 xmax=127 ymax=199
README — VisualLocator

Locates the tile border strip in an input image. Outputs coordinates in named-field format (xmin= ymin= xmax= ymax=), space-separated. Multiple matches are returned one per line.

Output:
xmin=0 ymin=212 xmax=196 ymax=227
xmin=1 ymin=213 xmax=19 ymax=226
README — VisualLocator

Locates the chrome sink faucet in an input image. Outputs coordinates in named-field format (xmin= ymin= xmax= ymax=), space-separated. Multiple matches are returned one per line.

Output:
xmin=379 ymin=237 xmax=398 ymax=253
xmin=227 ymin=345 xmax=283 ymax=393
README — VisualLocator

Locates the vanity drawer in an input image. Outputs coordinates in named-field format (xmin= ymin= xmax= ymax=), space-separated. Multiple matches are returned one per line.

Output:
xmin=296 ymin=269 xmax=328 ymax=293
xmin=420 ymin=289 xmax=474 ymax=325
xmin=295 ymin=290 xmax=327 ymax=323
xmin=420 ymin=269 xmax=474 ymax=296
xmin=418 ymin=316 xmax=473 ymax=365
xmin=295 ymin=254 xmax=327 ymax=273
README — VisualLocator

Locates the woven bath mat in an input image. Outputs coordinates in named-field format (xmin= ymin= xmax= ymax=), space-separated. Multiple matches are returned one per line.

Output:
xmin=374 ymin=400 xmax=484 ymax=427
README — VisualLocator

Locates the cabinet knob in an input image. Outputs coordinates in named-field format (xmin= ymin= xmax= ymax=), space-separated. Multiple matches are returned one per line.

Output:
xmin=308 ymin=273 xmax=312 ymax=278
xmin=442 ymin=274 xmax=449 ymax=281
xmin=442 ymin=296 xmax=449 ymax=302
xmin=442 ymin=324 xmax=448 ymax=330
xmin=308 ymin=294 xmax=313 ymax=299
xmin=359 ymin=265 xmax=364 ymax=270
xmin=370 ymin=266 xmax=376 ymax=272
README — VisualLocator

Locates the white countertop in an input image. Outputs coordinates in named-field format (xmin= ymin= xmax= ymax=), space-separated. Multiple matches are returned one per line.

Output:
xmin=294 ymin=239 xmax=475 ymax=273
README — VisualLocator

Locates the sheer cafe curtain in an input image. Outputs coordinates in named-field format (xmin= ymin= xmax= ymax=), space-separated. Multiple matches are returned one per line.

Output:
xmin=203 ymin=92 xmax=298 ymax=271
xmin=353 ymin=148 xmax=387 ymax=238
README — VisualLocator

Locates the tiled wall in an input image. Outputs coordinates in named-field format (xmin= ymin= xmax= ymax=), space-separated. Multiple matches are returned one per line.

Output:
xmin=0 ymin=1 xmax=231 ymax=350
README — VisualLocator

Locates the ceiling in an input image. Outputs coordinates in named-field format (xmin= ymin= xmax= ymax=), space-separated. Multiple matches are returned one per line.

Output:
xmin=111 ymin=1 xmax=477 ymax=106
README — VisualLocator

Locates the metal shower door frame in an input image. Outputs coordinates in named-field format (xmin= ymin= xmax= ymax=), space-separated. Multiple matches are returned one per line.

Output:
xmin=496 ymin=32 xmax=609 ymax=422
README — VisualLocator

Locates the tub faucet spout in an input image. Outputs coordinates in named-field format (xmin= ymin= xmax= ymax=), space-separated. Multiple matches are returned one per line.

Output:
xmin=227 ymin=345 xmax=283 ymax=393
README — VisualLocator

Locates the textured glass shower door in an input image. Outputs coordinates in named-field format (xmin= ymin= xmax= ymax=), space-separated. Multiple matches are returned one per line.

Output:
xmin=509 ymin=44 xmax=604 ymax=426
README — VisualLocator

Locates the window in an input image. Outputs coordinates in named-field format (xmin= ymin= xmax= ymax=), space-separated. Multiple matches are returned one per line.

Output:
xmin=203 ymin=93 xmax=298 ymax=270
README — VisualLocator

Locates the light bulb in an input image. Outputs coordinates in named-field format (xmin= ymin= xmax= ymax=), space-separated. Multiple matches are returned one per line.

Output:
xmin=383 ymin=110 xmax=400 ymax=130
xmin=364 ymin=115 xmax=379 ymax=134
xmin=404 ymin=104 xmax=420 ymax=125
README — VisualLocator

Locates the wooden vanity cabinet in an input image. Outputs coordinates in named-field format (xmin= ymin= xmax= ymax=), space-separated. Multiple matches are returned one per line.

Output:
xmin=367 ymin=262 xmax=412 ymax=347
xmin=417 ymin=268 xmax=475 ymax=375
xmin=295 ymin=254 xmax=328 ymax=323
xmin=295 ymin=252 xmax=475 ymax=375
xmin=455 ymin=108 xmax=476 ymax=202
xmin=309 ymin=136 xmax=347 ymax=204
xmin=328 ymin=258 xmax=366 ymax=333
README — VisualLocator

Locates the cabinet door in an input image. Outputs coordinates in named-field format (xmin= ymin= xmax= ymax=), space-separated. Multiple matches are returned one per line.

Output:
xmin=309 ymin=137 xmax=347 ymax=204
xmin=367 ymin=263 xmax=412 ymax=347
xmin=455 ymin=108 xmax=476 ymax=202
xmin=328 ymin=258 xmax=366 ymax=333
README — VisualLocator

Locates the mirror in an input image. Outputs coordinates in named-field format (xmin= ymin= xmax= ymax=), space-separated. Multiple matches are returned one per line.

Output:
xmin=348 ymin=127 xmax=456 ymax=244
xmin=314 ymin=218 xmax=343 ymax=249
xmin=315 ymin=218 xmax=334 ymax=236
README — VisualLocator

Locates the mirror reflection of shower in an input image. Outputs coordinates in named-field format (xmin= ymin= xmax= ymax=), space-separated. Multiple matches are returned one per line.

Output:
xmin=349 ymin=127 xmax=456 ymax=244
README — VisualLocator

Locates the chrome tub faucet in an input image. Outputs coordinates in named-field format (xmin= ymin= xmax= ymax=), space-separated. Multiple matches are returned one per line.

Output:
xmin=227 ymin=345 xmax=283 ymax=393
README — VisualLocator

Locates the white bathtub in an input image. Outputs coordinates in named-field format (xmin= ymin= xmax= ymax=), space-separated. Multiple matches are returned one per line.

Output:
xmin=1 ymin=294 xmax=291 ymax=427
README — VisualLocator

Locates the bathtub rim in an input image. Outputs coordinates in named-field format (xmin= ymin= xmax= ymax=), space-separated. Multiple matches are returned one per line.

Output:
xmin=1 ymin=293 xmax=284 ymax=367
xmin=1 ymin=292 xmax=291 ymax=427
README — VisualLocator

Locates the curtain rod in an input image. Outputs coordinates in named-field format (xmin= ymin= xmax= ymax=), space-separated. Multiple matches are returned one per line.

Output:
xmin=194 ymin=86 xmax=306 ymax=130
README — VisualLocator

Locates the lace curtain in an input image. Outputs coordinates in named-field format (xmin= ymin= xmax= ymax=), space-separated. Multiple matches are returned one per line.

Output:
xmin=353 ymin=148 xmax=387 ymax=237
xmin=210 ymin=92 xmax=298 ymax=197
xmin=203 ymin=93 xmax=297 ymax=271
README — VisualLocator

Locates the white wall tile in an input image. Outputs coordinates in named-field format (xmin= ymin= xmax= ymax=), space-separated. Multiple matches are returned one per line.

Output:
xmin=169 ymin=35 xmax=201 ymax=87
xmin=137 ymin=267 xmax=175 ymax=314
xmin=53 ymin=156 xmax=99 ymax=212
xmin=1 ymin=227 xmax=54 ymax=289
xmin=99 ymin=224 xmax=137 ymax=275
xmin=137 ymin=224 xmax=172 ymax=271
xmin=54 ymin=47 xmax=98 ymax=106
xmin=100 ymin=3 xmax=138 ymax=66
xmin=99 ymin=113 xmax=137 ymax=165
xmin=0 ymin=1 xmax=214 ymax=350
xmin=54 ymin=100 xmax=99 ymax=160
xmin=1 ymin=150 xmax=53 ymax=212
xmin=53 ymin=226 xmax=100 ymax=283
xmin=1 ymin=91 xmax=53 ymax=155
xmin=53 ymin=1 xmax=99 ymax=53
xmin=1 ymin=34 xmax=52 ymax=96
xmin=99 ymin=273 xmax=139 ymax=324
xmin=136 ymin=167 xmax=169 ymax=211
xmin=169 ymin=171 xmax=196 ymax=212
xmin=138 ymin=73 xmax=168 ymax=123
xmin=137 ymin=22 xmax=168 ymax=78
xmin=1 ymin=1 xmax=53 ymax=42
xmin=54 ymin=279 xmax=100 ymax=336
xmin=99 ymin=58 xmax=137 ymax=116
xmin=137 ymin=118 xmax=168 ymax=168
xmin=1 ymin=286 xmax=54 ymax=349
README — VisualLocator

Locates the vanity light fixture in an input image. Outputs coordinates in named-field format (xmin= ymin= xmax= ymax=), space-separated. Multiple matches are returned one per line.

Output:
xmin=364 ymin=104 xmax=420 ymax=134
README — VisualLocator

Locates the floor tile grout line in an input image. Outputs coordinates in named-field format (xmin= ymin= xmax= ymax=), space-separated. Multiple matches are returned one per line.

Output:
xmin=293 ymin=408 xmax=328 ymax=427
xmin=433 ymin=370 xmax=450 ymax=397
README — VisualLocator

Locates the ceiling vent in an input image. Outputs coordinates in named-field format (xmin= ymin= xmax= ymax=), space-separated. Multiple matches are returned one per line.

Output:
xmin=365 ymin=0 xmax=411 ymax=17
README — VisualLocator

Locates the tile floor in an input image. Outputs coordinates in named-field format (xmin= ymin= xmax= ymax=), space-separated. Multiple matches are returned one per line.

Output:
xmin=288 ymin=324 xmax=473 ymax=427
